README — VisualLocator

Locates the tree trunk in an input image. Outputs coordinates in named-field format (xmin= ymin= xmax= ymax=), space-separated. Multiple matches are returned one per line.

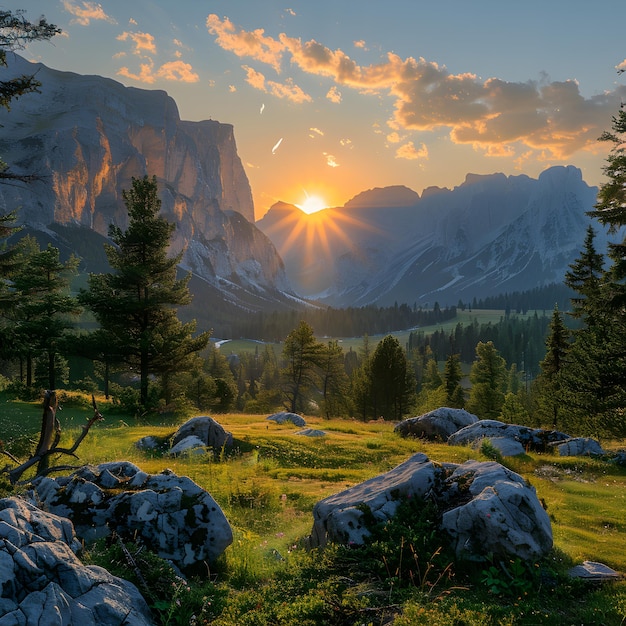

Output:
xmin=34 ymin=390 xmax=59 ymax=475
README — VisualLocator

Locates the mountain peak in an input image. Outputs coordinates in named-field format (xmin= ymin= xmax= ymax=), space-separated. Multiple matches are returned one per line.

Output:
xmin=344 ymin=185 xmax=419 ymax=209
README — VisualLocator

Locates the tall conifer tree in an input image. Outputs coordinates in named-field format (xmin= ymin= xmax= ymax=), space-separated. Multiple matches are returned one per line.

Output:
xmin=79 ymin=175 xmax=209 ymax=408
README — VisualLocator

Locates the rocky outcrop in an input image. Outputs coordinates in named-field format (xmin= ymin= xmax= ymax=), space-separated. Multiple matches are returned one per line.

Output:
xmin=309 ymin=453 xmax=552 ymax=563
xmin=395 ymin=407 xmax=478 ymax=441
xmin=0 ymin=497 xmax=153 ymax=625
xmin=551 ymin=437 xmax=606 ymax=457
xmin=448 ymin=420 xmax=570 ymax=452
xmin=28 ymin=462 xmax=232 ymax=575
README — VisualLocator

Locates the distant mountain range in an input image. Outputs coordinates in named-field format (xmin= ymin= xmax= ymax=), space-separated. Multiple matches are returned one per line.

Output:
xmin=0 ymin=54 xmax=609 ymax=333
xmin=257 ymin=166 xmax=606 ymax=308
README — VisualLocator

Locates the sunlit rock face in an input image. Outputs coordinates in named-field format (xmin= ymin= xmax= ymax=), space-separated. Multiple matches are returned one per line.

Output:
xmin=0 ymin=53 xmax=292 ymax=310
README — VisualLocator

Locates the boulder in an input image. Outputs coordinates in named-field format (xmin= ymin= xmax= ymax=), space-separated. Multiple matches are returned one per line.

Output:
xmin=568 ymin=561 xmax=621 ymax=582
xmin=0 ymin=497 xmax=153 ymax=625
xmin=28 ymin=462 xmax=233 ymax=575
xmin=478 ymin=437 xmax=526 ymax=457
xmin=395 ymin=407 xmax=478 ymax=441
xmin=448 ymin=420 xmax=570 ymax=452
xmin=267 ymin=411 xmax=306 ymax=427
xmin=552 ymin=437 xmax=606 ymax=457
xmin=135 ymin=436 xmax=160 ymax=451
xmin=309 ymin=453 xmax=552 ymax=563
xmin=440 ymin=460 xmax=552 ymax=562
xmin=296 ymin=429 xmax=326 ymax=437
xmin=167 ymin=435 xmax=207 ymax=456
xmin=171 ymin=416 xmax=233 ymax=452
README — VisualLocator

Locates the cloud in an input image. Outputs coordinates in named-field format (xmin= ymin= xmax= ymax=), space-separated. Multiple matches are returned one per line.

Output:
xmin=326 ymin=86 xmax=342 ymax=103
xmin=617 ymin=59 xmax=626 ymax=73
xmin=396 ymin=141 xmax=429 ymax=160
xmin=206 ymin=14 xmax=285 ymax=72
xmin=324 ymin=153 xmax=339 ymax=167
xmin=207 ymin=14 xmax=626 ymax=159
xmin=62 ymin=1 xmax=116 ymax=26
xmin=242 ymin=65 xmax=311 ymax=103
xmin=156 ymin=61 xmax=199 ymax=83
xmin=117 ymin=31 xmax=157 ymax=55
xmin=117 ymin=59 xmax=199 ymax=84
xmin=309 ymin=127 xmax=324 ymax=138
xmin=354 ymin=40 xmax=367 ymax=49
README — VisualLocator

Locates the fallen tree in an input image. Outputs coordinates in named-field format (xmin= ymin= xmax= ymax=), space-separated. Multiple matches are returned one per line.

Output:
xmin=1 ymin=390 xmax=103 ymax=484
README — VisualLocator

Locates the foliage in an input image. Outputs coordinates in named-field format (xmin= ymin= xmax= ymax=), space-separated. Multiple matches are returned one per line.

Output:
xmin=467 ymin=341 xmax=508 ymax=419
xmin=79 ymin=176 xmax=209 ymax=409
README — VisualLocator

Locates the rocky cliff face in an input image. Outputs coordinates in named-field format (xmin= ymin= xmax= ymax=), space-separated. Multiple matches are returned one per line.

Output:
xmin=0 ymin=54 xmax=294 ymax=330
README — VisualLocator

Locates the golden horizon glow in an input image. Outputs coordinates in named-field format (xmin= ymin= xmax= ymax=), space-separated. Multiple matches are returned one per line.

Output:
xmin=296 ymin=194 xmax=327 ymax=214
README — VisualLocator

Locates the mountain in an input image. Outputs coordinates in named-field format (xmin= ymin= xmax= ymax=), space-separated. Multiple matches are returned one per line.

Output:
xmin=0 ymin=54 xmax=299 ymax=333
xmin=257 ymin=166 xmax=605 ymax=307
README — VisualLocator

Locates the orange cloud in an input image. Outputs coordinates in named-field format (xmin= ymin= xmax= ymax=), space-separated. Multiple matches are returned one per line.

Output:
xmin=117 ymin=31 xmax=157 ymax=55
xmin=206 ymin=14 xmax=284 ymax=72
xmin=326 ymin=86 xmax=342 ymax=103
xmin=117 ymin=59 xmax=199 ymax=84
xmin=62 ymin=1 xmax=116 ymax=26
xmin=242 ymin=65 xmax=310 ymax=103
xmin=207 ymin=14 xmax=626 ymax=159
xmin=396 ymin=141 xmax=429 ymax=160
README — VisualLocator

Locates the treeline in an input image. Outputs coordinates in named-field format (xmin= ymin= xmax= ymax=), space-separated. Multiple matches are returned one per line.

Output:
xmin=463 ymin=283 xmax=574 ymax=314
xmin=230 ymin=302 xmax=457 ymax=341
xmin=408 ymin=313 xmax=551 ymax=375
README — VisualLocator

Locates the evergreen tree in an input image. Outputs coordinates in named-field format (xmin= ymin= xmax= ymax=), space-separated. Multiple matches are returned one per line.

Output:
xmin=11 ymin=239 xmax=80 ymax=388
xmin=368 ymin=335 xmax=415 ymax=420
xmin=79 ymin=175 xmax=209 ymax=408
xmin=467 ymin=341 xmax=508 ymax=419
xmin=564 ymin=225 xmax=604 ymax=320
xmin=535 ymin=306 xmax=570 ymax=429
xmin=280 ymin=321 xmax=323 ymax=413
xmin=443 ymin=353 xmax=465 ymax=408
xmin=319 ymin=339 xmax=350 ymax=418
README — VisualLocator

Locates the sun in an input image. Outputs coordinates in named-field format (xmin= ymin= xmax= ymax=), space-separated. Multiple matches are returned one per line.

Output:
xmin=296 ymin=194 xmax=327 ymax=214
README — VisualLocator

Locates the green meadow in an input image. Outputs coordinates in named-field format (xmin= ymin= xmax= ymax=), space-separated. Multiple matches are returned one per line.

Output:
xmin=2 ymin=395 xmax=626 ymax=625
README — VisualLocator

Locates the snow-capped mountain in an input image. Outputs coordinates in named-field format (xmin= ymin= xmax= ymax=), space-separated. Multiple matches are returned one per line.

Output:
xmin=258 ymin=166 xmax=605 ymax=307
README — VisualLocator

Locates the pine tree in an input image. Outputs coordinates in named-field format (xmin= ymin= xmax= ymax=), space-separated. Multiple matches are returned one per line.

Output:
xmin=10 ymin=239 xmax=80 ymax=388
xmin=79 ymin=175 xmax=209 ymax=408
xmin=443 ymin=353 xmax=465 ymax=408
xmin=535 ymin=306 xmax=570 ymax=429
xmin=368 ymin=335 xmax=415 ymax=420
xmin=319 ymin=339 xmax=349 ymax=418
xmin=280 ymin=321 xmax=323 ymax=413
xmin=467 ymin=341 xmax=508 ymax=419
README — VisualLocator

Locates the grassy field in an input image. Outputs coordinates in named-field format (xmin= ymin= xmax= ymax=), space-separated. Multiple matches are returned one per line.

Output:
xmin=2 ymin=396 xmax=626 ymax=624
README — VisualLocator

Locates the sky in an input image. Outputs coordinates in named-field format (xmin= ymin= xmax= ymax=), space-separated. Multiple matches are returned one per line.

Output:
xmin=8 ymin=1 xmax=626 ymax=219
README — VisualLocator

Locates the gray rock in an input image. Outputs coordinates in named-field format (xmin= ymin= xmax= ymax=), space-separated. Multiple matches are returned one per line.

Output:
xmin=448 ymin=420 xmax=569 ymax=452
xmin=552 ymin=437 xmax=606 ymax=457
xmin=309 ymin=453 xmax=552 ymax=563
xmin=478 ymin=436 xmax=526 ymax=457
xmin=0 ymin=497 xmax=153 ymax=625
xmin=171 ymin=416 xmax=233 ymax=453
xmin=440 ymin=460 xmax=552 ymax=561
xmin=395 ymin=407 xmax=478 ymax=441
xmin=295 ymin=429 xmax=326 ymax=437
xmin=135 ymin=436 xmax=159 ymax=450
xmin=267 ymin=412 xmax=306 ymax=427
xmin=167 ymin=435 xmax=206 ymax=456
xmin=29 ymin=462 xmax=233 ymax=574
xmin=568 ymin=560 xmax=621 ymax=582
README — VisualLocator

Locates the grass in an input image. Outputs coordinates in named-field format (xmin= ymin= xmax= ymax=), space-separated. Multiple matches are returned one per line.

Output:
xmin=2 ymin=396 xmax=626 ymax=624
